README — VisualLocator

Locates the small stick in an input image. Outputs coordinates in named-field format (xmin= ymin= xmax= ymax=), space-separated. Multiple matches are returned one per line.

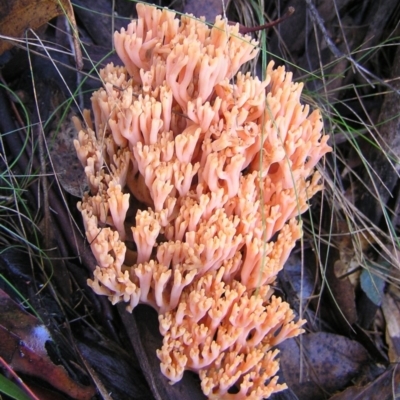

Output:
xmin=231 ymin=7 xmax=295 ymax=34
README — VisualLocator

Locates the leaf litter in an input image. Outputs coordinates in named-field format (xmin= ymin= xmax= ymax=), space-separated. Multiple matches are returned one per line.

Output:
xmin=0 ymin=0 xmax=400 ymax=398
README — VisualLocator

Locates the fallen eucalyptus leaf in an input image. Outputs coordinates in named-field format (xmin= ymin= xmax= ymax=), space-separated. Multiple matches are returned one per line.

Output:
xmin=382 ymin=292 xmax=400 ymax=362
xmin=279 ymin=332 xmax=371 ymax=399
xmin=0 ymin=0 xmax=82 ymax=68
xmin=0 ymin=288 xmax=95 ymax=400
xmin=328 ymin=366 xmax=400 ymax=400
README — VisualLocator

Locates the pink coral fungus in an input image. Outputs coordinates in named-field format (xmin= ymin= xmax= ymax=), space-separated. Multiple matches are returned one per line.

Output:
xmin=73 ymin=3 xmax=331 ymax=399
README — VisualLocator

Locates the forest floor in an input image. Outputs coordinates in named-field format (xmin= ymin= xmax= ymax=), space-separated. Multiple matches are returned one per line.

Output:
xmin=1 ymin=0 xmax=400 ymax=399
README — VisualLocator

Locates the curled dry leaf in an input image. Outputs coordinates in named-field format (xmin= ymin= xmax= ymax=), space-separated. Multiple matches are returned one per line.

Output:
xmin=0 ymin=288 xmax=95 ymax=400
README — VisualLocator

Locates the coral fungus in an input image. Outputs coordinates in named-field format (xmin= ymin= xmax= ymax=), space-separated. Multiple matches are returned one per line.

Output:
xmin=74 ymin=3 xmax=331 ymax=399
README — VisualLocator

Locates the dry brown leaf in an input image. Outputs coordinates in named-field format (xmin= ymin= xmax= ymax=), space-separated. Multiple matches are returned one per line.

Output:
xmin=0 ymin=288 xmax=95 ymax=400
xmin=382 ymin=292 xmax=400 ymax=363
xmin=51 ymin=113 xmax=88 ymax=198
xmin=0 ymin=0 xmax=82 ymax=68
xmin=328 ymin=259 xmax=358 ymax=326
xmin=329 ymin=366 xmax=400 ymax=400
xmin=279 ymin=332 xmax=370 ymax=399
